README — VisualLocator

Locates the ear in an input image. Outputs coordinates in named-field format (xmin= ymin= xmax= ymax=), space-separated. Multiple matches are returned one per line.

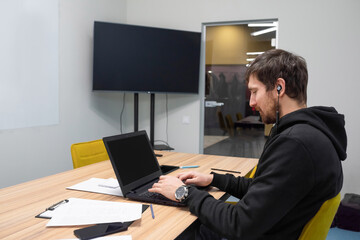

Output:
xmin=276 ymin=78 xmax=285 ymax=97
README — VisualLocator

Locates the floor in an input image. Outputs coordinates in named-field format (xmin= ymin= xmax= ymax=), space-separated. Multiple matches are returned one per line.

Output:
xmin=204 ymin=128 xmax=266 ymax=159
xmin=203 ymin=135 xmax=229 ymax=149
xmin=327 ymin=227 xmax=360 ymax=239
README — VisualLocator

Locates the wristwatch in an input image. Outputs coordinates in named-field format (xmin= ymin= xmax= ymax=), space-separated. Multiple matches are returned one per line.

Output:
xmin=175 ymin=185 xmax=189 ymax=202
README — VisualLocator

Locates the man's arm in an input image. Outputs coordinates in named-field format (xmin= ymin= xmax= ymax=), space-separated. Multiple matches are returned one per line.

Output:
xmin=148 ymin=171 xmax=214 ymax=201
xmin=184 ymin=136 xmax=314 ymax=239
xmin=177 ymin=171 xmax=214 ymax=186
xmin=150 ymin=136 xmax=314 ymax=239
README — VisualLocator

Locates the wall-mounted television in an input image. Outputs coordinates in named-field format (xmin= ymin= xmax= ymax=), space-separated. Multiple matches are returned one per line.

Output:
xmin=93 ymin=21 xmax=201 ymax=94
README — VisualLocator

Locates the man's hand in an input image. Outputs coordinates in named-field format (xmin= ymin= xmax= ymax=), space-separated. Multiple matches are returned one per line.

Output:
xmin=177 ymin=171 xmax=213 ymax=187
xmin=148 ymin=175 xmax=184 ymax=201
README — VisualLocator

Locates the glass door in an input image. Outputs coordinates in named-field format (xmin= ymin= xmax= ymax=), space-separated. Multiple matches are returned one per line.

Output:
xmin=201 ymin=20 xmax=278 ymax=157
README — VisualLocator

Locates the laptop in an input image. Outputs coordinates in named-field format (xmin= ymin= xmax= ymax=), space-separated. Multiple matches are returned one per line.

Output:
xmin=103 ymin=130 xmax=185 ymax=207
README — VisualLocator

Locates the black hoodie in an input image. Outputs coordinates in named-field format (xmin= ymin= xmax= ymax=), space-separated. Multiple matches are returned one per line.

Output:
xmin=184 ymin=106 xmax=347 ymax=240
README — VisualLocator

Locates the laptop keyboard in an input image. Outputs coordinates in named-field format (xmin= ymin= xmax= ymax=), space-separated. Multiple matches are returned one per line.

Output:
xmin=139 ymin=191 xmax=170 ymax=201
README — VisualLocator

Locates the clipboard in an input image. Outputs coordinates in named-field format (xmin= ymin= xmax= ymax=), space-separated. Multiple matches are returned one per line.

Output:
xmin=35 ymin=199 xmax=69 ymax=219
xmin=35 ymin=199 xmax=149 ymax=225
xmin=36 ymin=199 xmax=149 ymax=219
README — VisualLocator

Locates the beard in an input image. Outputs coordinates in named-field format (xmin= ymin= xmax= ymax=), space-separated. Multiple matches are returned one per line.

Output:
xmin=259 ymin=95 xmax=277 ymax=124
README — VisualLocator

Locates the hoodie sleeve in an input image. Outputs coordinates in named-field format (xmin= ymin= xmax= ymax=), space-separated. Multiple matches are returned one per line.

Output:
xmin=184 ymin=135 xmax=315 ymax=240
xmin=210 ymin=172 xmax=253 ymax=199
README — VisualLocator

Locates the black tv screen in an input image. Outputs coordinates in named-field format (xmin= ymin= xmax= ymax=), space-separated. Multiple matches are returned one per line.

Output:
xmin=93 ymin=21 xmax=201 ymax=94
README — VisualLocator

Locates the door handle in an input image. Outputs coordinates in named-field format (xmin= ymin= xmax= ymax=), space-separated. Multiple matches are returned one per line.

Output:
xmin=205 ymin=101 xmax=224 ymax=107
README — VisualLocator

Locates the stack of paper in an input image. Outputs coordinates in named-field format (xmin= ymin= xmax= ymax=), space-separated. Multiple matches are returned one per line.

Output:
xmin=67 ymin=178 xmax=123 ymax=196
xmin=47 ymin=198 xmax=142 ymax=227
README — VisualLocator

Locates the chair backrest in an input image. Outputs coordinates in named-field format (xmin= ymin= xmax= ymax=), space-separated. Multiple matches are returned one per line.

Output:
xmin=71 ymin=139 xmax=109 ymax=169
xmin=298 ymin=193 xmax=341 ymax=240
xmin=236 ymin=112 xmax=243 ymax=121
xmin=249 ymin=165 xmax=257 ymax=178
xmin=225 ymin=114 xmax=234 ymax=137
xmin=217 ymin=111 xmax=227 ymax=132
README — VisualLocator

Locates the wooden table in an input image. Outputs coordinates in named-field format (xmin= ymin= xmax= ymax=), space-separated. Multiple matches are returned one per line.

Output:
xmin=0 ymin=151 xmax=257 ymax=240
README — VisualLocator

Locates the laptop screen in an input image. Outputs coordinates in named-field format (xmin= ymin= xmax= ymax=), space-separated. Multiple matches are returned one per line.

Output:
xmin=103 ymin=131 xmax=162 ymax=195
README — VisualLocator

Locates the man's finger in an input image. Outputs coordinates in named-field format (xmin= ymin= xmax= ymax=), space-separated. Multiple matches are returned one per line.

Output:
xmin=148 ymin=187 xmax=160 ymax=192
xmin=185 ymin=179 xmax=196 ymax=185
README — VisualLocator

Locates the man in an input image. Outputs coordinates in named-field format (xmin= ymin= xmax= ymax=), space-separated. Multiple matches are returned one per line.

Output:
xmin=149 ymin=49 xmax=347 ymax=239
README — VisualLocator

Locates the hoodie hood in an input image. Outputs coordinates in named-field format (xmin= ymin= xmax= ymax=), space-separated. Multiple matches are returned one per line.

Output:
xmin=277 ymin=106 xmax=347 ymax=161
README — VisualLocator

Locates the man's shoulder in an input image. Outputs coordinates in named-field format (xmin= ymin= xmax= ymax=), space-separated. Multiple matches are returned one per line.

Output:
xmin=278 ymin=123 xmax=334 ymax=156
xmin=281 ymin=123 xmax=324 ymax=139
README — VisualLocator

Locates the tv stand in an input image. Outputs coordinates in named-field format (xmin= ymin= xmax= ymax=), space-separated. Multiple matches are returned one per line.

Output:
xmin=133 ymin=93 xmax=174 ymax=151
xmin=134 ymin=93 xmax=139 ymax=132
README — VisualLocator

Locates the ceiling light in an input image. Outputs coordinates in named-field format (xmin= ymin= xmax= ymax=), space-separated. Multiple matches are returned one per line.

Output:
xmin=246 ymin=52 xmax=264 ymax=55
xmin=250 ymin=27 xmax=277 ymax=36
xmin=246 ymin=58 xmax=256 ymax=62
xmin=248 ymin=22 xmax=277 ymax=27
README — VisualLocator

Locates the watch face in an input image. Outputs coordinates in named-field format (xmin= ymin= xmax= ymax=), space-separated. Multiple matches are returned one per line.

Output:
xmin=175 ymin=186 xmax=187 ymax=201
xmin=176 ymin=186 xmax=185 ymax=198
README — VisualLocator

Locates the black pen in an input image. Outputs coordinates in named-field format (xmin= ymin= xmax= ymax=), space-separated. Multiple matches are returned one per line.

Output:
xmin=211 ymin=168 xmax=241 ymax=174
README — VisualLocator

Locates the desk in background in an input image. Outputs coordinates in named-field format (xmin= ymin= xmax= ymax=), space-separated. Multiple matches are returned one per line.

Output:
xmin=0 ymin=151 xmax=257 ymax=240
xmin=234 ymin=115 xmax=264 ymax=129
xmin=234 ymin=116 xmax=274 ymax=136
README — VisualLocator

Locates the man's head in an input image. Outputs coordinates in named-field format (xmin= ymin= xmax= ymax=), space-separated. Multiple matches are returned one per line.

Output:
xmin=245 ymin=49 xmax=308 ymax=124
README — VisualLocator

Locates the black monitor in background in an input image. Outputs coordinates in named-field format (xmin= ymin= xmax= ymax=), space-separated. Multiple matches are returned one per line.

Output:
xmin=93 ymin=21 xmax=201 ymax=94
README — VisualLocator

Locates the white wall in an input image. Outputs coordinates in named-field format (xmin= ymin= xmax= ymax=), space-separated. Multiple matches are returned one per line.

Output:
xmin=2 ymin=0 xmax=359 ymax=197
xmin=125 ymin=0 xmax=360 ymax=195
xmin=0 ymin=0 xmax=126 ymax=188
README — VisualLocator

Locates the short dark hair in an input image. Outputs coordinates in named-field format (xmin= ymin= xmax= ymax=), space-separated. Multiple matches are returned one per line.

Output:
xmin=245 ymin=49 xmax=308 ymax=104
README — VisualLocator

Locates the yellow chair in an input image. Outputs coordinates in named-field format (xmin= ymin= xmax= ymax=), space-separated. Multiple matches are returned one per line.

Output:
xmin=298 ymin=193 xmax=341 ymax=240
xmin=249 ymin=165 xmax=257 ymax=178
xmin=71 ymin=139 xmax=109 ymax=169
xmin=264 ymin=124 xmax=273 ymax=137
xmin=228 ymin=165 xmax=340 ymax=240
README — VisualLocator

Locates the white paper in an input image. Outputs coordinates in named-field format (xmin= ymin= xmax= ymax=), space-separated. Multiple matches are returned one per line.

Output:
xmin=67 ymin=178 xmax=123 ymax=196
xmin=98 ymin=178 xmax=120 ymax=189
xmin=47 ymin=198 xmax=142 ymax=227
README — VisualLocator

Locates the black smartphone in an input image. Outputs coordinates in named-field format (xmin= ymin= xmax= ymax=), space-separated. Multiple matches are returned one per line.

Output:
xmin=74 ymin=222 xmax=127 ymax=240
xmin=160 ymin=165 xmax=179 ymax=175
